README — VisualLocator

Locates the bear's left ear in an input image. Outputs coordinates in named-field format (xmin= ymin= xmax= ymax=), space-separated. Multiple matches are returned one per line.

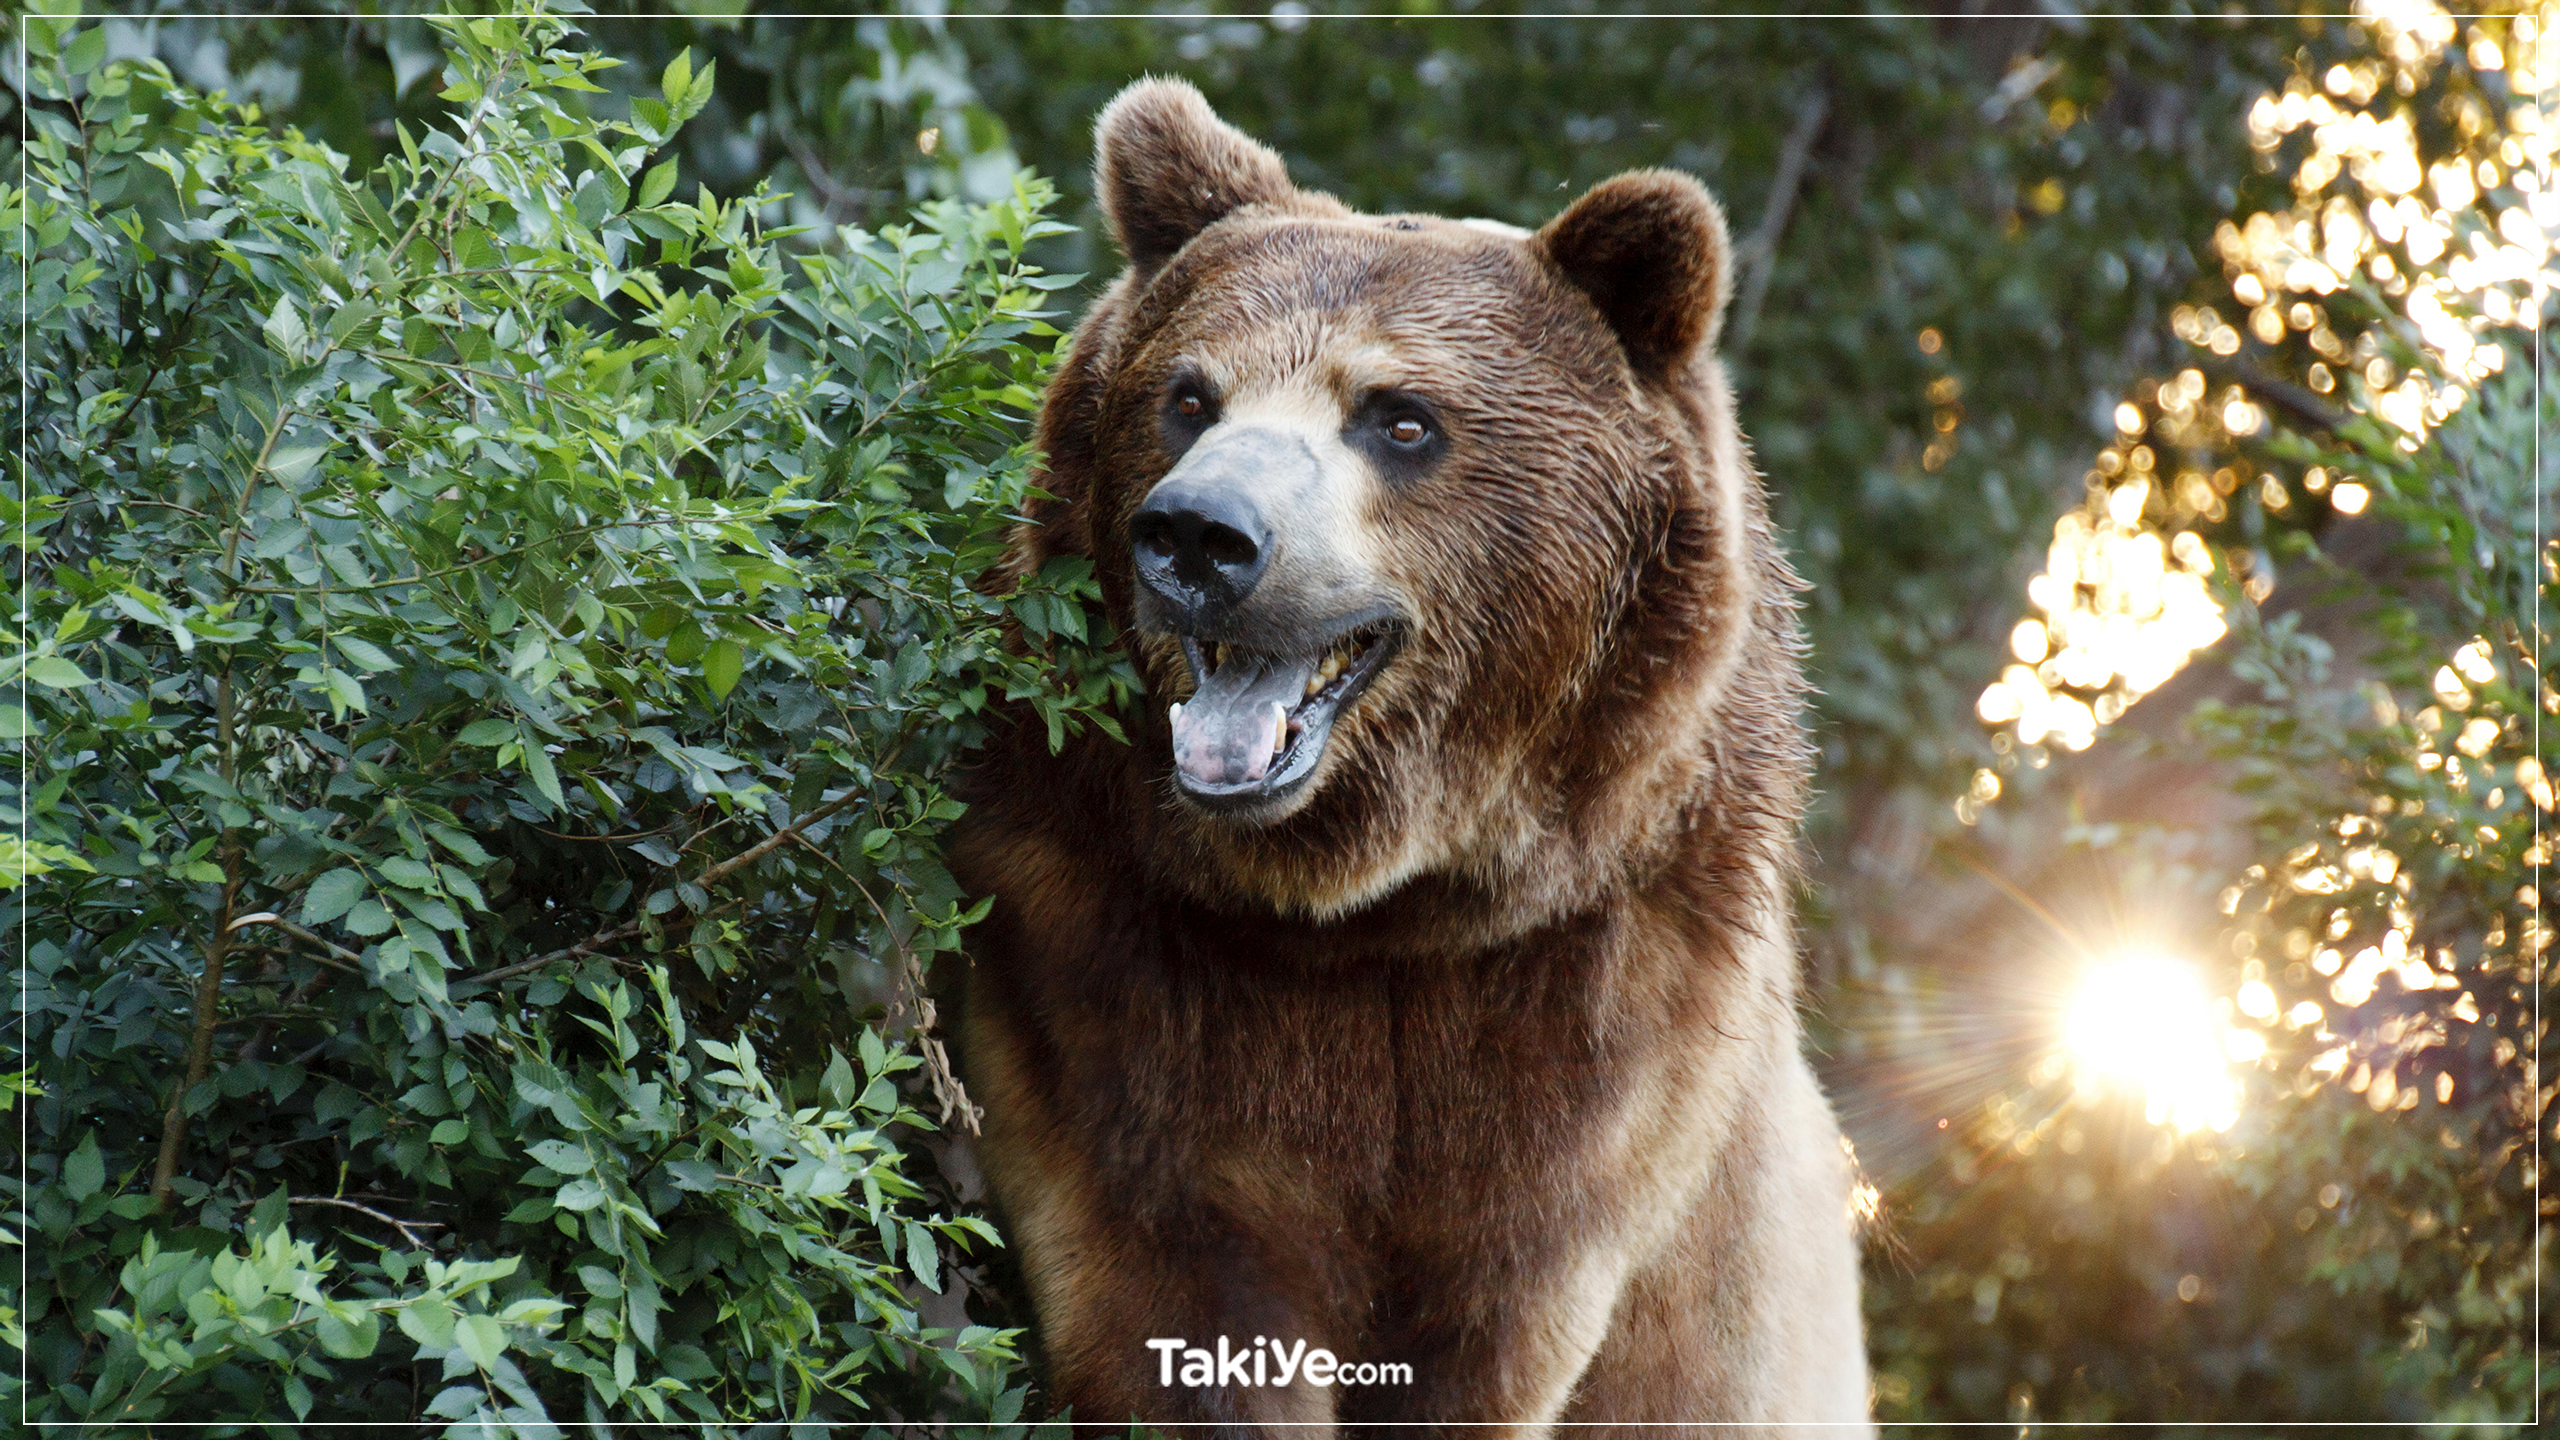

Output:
xmin=1535 ymin=170 xmax=1731 ymax=380
xmin=1094 ymin=77 xmax=1298 ymax=281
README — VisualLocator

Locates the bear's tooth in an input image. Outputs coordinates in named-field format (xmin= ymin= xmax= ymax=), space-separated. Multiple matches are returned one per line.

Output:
xmin=1169 ymin=701 xmax=1185 ymax=728
xmin=1267 ymin=701 xmax=1288 ymax=759
xmin=1214 ymin=643 xmax=1232 ymax=671
xmin=1304 ymin=671 xmax=1325 ymax=699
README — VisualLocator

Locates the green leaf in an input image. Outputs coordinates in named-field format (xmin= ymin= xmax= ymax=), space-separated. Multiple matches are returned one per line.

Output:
xmin=269 ymin=444 xmax=328 ymax=488
xmin=431 ymin=1118 xmax=470 ymax=1146
xmin=263 ymin=293 xmax=309 ymax=356
xmin=302 ymin=868 xmax=367 ymax=926
xmin=905 ymin=1218 xmax=941 ymax=1293
xmin=253 ymin=520 xmax=312 ymax=560
xmin=62 ymin=1133 xmax=105 ymax=1202
xmin=335 ymin=636 xmax=398 ymax=673
xmin=321 ymin=667 xmax=369 ymax=716
xmin=528 ymin=1139 xmax=592 ymax=1174
xmin=63 ymin=25 xmax=107 ymax=75
xmin=455 ymin=1312 xmax=506 ymax=1370
xmin=26 ymin=656 xmax=92 ymax=689
xmin=702 ymin=637 xmax=744 ymax=698
xmin=521 ymin=742 xmax=564 ymax=811
xmin=342 ymin=900 xmax=396 ymax=937
xmin=425 ymin=824 xmax=495 ymax=865
xmin=456 ymin=718 xmax=513 ymax=746
xmin=637 ymin=155 xmax=679 ymax=209
xmin=857 ymin=1077 xmax=897 ymax=1114
xmin=317 ymin=1308 xmax=382 ymax=1359
xmin=397 ymin=1294 xmax=457 ymax=1349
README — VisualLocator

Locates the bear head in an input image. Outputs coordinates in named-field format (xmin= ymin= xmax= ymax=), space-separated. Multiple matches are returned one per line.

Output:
xmin=1005 ymin=78 xmax=1805 ymax=931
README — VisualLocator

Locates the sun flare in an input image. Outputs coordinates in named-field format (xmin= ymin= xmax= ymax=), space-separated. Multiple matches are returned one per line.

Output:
xmin=2059 ymin=953 xmax=2246 ymax=1133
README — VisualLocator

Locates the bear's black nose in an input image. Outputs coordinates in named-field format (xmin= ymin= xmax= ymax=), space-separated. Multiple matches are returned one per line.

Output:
xmin=1132 ymin=481 xmax=1270 ymax=621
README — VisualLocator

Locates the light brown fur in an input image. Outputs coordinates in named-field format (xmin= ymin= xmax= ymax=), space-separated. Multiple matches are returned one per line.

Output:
xmin=952 ymin=78 xmax=1870 ymax=1437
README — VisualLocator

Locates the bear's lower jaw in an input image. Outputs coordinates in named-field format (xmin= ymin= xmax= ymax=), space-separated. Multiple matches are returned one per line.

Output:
xmin=1165 ymin=621 xmax=1404 ymax=815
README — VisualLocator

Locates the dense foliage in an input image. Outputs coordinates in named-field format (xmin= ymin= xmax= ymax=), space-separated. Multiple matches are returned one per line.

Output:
xmin=10 ymin=9 xmax=1117 ymax=1429
xmin=1867 ymin=348 xmax=2552 ymax=1424
xmin=7 ymin=1 xmax=2553 ymax=1432
xmin=1857 ymin=6 xmax=2552 ymax=1424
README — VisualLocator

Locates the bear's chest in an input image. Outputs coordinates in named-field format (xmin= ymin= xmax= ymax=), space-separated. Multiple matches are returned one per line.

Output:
xmin=1017 ymin=899 xmax=1718 ymax=1231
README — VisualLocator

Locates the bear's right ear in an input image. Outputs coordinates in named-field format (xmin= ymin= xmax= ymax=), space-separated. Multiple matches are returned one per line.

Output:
xmin=1094 ymin=78 xmax=1297 ymax=280
xmin=1535 ymin=170 xmax=1731 ymax=381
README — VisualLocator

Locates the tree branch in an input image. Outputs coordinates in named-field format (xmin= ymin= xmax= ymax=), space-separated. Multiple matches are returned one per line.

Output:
xmin=456 ymin=917 xmax=651 ymax=993
xmin=2205 ymin=355 xmax=2347 ymax=434
xmin=453 ymin=792 xmax=866 ymax=994
xmin=778 ymin=128 xmax=902 ymax=225
xmin=290 ymin=1194 xmax=444 ymax=1249
xmin=1727 ymin=87 xmax=1831 ymax=357
xmin=225 ymin=912 xmax=367 ymax=973
xmin=696 ymin=791 xmax=866 ymax=891
xmin=228 ymin=917 xmax=360 ymax=1067
xmin=154 ymin=672 xmax=242 ymax=1211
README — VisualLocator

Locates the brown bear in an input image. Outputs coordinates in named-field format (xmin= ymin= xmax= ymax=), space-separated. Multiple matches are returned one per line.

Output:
xmin=951 ymin=77 xmax=1871 ymax=1436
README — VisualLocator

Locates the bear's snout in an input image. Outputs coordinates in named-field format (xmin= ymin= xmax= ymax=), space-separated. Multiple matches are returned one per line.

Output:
xmin=1132 ymin=459 xmax=1275 ymax=625
xmin=1125 ymin=422 xmax=1409 ymax=812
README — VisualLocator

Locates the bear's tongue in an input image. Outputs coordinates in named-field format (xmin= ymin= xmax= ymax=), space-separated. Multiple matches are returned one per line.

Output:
xmin=1170 ymin=651 xmax=1316 ymax=789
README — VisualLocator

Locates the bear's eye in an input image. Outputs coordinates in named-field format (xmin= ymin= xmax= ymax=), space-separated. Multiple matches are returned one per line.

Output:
xmin=1175 ymin=393 xmax=1206 ymax=419
xmin=1346 ymin=389 xmax=1446 ymax=483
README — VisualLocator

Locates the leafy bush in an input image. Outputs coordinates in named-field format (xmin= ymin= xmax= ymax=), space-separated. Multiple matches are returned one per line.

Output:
xmin=10 ymin=8 xmax=1121 ymax=1430
xmin=2197 ymin=345 xmax=2548 ymax=1423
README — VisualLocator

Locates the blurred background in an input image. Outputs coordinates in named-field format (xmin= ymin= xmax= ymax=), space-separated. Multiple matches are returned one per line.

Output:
xmin=25 ymin=0 xmax=2555 ymax=1427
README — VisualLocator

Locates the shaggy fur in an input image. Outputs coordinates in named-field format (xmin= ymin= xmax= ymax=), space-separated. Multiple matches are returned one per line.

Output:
xmin=952 ymin=78 xmax=1871 ymax=1436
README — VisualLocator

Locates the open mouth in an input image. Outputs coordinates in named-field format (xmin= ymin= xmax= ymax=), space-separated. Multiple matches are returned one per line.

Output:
xmin=1167 ymin=620 xmax=1404 ymax=809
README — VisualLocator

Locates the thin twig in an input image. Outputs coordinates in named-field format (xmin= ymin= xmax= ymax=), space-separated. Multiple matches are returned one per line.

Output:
xmin=778 ymin=128 xmax=901 ymax=225
xmin=788 ymin=830 xmax=898 ymax=938
xmin=2203 ymin=356 xmax=2347 ymax=433
xmin=385 ymin=55 xmax=516 ymax=262
xmin=787 ymin=836 xmax=980 ymax=1132
xmin=290 ymin=1194 xmax=445 ymax=1249
xmin=455 ymin=794 xmax=864 ymax=992
xmin=57 ymin=494 xmax=214 ymax=522
xmin=233 ymin=519 xmax=666 ymax=595
xmin=696 ymin=792 xmax=867 ymax=891
xmin=1727 ymin=87 xmax=1832 ymax=357
xmin=94 ymin=270 xmax=225 ymax=458
xmin=226 ymin=912 xmax=367 ymax=973
xmin=458 ymin=917 xmax=651 ymax=992
xmin=527 ymin=819 xmax=685 ymax=845
xmin=354 ymin=348 xmax=551 ymax=396
xmin=217 ymin=408 xmax=296 ymax=581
